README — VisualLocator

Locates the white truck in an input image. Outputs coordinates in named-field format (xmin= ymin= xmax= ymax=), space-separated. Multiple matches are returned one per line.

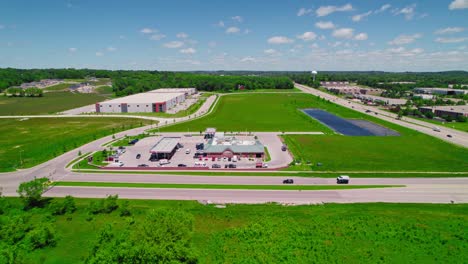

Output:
xmin=337 ymin=175 xmax=350 ymax=184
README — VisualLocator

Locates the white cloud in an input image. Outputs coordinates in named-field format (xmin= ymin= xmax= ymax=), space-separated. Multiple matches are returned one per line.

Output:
xmin=316 ymin=3 xmax=353 ymax=17
xmin=107 ymin=46 xmax=117 ymax=52
xmin=393 ymin=4 xmax=416 ymax=20
xmin=268 ymin=36 xmax=294 ymax=44
xmin=68 ymin=47 xmax=77 ymax=53
xmin=297 ymin=7 xmax=313 ymax=16
xmin=264 ymin=49 xmax=281 ymax=56
xmin=388 ymin=34 xmax=422 ymax=45
xmin=95 ymin=52 xmax=104 ymax=57
xmin=208 ymin=41 xmax=217 ymax=48
xmin=315 ymin=21 xmax=335 ymax=30
xmin=180 ymin=48 xmax=196 ymax=54
xmin=226 ymin=27 xmax=240 ymax=34
xmin=140 ymin=28 xmax=156 ymax=34
xmin=216 ymin=21 xmax=225 ymax=27
xmin=434 ymin=27 xmax=465 ymax=35
xmin=435 ymin=37 xmax=468 ymax=43
xmin=352 ymin=11 xmax=372 ymax=22
xmin=329 ymin=41 xmax=342 ymax=47
xmin=244 ymin=29 xmax=251 ymax=34
xmin=150 ymin=34 xmax=166 ymax=41
xmin=232 ymin=16 xmax=243 ymax=23
xmin=176 ymin=32 xmax=189 ymax=39
xmin=375 ymin=4 xmax=391 ymax=13
xmin=240 ymin=56 xmax=256 ymax=62
xmin=163 ymin=41 xmax=184 ymax=48
xmin=297 ymin=32 xmax=317 ymax=41
xmin=354 ymin=33 xmax=368 ymax=41
xmin=332 ymin=28 xmax=354 ymax=39
xmin=449 ymin=0 xmax=468 ymax=10
xmin=310 ymin=43 xmax=319 ymax=49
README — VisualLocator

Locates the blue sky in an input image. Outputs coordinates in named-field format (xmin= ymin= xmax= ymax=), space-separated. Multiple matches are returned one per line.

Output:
xmin=0 ymin=0 xmax=467 ymax=71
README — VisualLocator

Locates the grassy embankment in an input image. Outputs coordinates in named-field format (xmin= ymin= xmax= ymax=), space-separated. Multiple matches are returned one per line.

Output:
xmin=4 ymin=197 xmax=466 ymax=263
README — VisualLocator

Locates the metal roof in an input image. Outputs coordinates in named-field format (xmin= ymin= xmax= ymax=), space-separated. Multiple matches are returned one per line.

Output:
xmin=150 ymin=137 xmax=181 ymax=153
xmin=204 ymin=138 xmax=265 ymax=153
xmin=99 ymin=91 xmax=185 ymax=104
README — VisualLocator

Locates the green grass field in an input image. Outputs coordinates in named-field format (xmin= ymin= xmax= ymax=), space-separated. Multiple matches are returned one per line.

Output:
xmin=0 ymin=118 xmax=151 ymax=171
xmin=0 ymin=92 xmax=108 ymax=115
xmin=284 ymin=134 xmax=468 ymax=172
xmin=3 ymin=198 xmax=466 ymax=263
xmin=54 ymin=181 xmax=401 ymax=190
xmin=159 ymin=93 xmax=336 ymax=132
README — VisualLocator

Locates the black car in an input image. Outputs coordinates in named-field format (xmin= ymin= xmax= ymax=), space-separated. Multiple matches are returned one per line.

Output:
xmin=447 ymin=134 xmax=453 ymax=138
xmin=138 ymin=164 xmax=149 ymax=167
xmin=212 ymin=164 xmax=221 ymax=169
xmin=365 ymin=110 xmax=371 ymax=113
xmin=283 ymin=179 xmax=294 ymax=184
xmin=281 ymin=145 xmax=287 ymax=151
xmin=136 ymin=154 xmax=141 ymax=159
xmin=129 ymin=139 xmax=139 ymax=145
xmin=178 ymin=164 xmax=187 ymax=167
xmin=228 ymin=164 xmax=236 ymax=168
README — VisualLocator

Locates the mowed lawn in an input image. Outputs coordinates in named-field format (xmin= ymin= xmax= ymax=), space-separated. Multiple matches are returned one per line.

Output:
xmin=10 ymin=198 xmax=467 ymax=263
xmin=0 ymin=118 xmax=151 ymax=171
xmin=284 ymin=134 xmax=468 ymax=172
xmin=0 ymin=92 xmax=107 ymax=115
xmin=160 ymin=93 xmax=335 ymax=132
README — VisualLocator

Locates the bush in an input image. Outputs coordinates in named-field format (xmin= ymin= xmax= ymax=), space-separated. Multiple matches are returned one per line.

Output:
xmin=119 ymin=200 xmax=131 ymax=217
xmin=49 ymin=196 xmax=76 ymax=215
xmin=25 ymin=225 xmax=56 ymax=250
xmin=87 ymin=195 xmax=119 ymax=215
xmin=456 ymin=115 xmax=467 ymax=122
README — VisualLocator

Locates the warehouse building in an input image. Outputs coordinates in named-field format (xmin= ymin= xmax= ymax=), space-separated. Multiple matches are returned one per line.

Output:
xmin=149 ymin=137 xmax=181 ymax=160
xmin=96 ymin=91 xmax=185 ymax=113
xmin=203 ymin=134 xmax=265 ymax=159
xmin=355 ymin=94 xmax=407 ymax=106
xmin=413 ymin=87 xmax=468 ymax=95
xmin=419 ymin=105 xmax=468 ymax=119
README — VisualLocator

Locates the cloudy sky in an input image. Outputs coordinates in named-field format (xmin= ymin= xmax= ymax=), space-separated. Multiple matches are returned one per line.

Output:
xmin=0 ymin=0 xmax=467 ymax=71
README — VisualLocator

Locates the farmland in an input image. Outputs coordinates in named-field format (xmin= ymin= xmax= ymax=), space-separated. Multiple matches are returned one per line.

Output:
xmin=2 ymin=197 xmax=466 ymax=263
xmin=0 ymin=118 xmax=151 ymax=172
xmin=0 ymin=92 xmax=107 ymax=115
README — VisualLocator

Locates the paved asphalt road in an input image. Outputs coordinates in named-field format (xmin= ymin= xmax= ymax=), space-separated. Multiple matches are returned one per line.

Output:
xmin=295 ymin=83 xmax=468 ymax=148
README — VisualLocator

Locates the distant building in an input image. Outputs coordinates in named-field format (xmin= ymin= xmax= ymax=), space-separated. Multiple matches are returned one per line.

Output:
xmin=355 ymin=94 xmax=407 ymax=106
xmin=419 ymin=105 xmax=468 ymax=118
xmin=96 ymin=90 xmax=186 ymax=113
xmin=413 ymin=87 xmax=468 ymax=95
xmin=149 ymin=88 xmax=197 ymax=96
xmin=19 ymin=79 xmax=63 ymax=89
xmin=413 ymin=94 xmax=435 ymax=100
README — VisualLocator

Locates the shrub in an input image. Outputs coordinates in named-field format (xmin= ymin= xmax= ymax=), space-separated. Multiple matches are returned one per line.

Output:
xmin=17 ymin=177 xmax=50 ymax=209
xmin=49 ymin=196 xmax=76 ymax=215
xmin=25 ymin=225 xmax=56 ymax=250
xmin=119 ymin=200 xmax=131 ymax=217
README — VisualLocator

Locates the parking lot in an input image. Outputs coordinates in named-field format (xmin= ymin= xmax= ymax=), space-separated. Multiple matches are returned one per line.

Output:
xmin=107 ymin=133 xmax=292 ymax=169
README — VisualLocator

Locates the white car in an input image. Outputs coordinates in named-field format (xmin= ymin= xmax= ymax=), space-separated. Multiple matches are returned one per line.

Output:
xmin=185 ymin=149 xmax=191 ymax=154
xmin=337 ymin=175 xmax=350 ymax=184
xmin=159 ymin=159 xmax=170 ymax=165
xmin=262 ymin=163 xmax=268 ymax=168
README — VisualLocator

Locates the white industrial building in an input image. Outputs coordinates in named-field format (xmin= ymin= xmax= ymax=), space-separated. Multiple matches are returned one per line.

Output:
xmin=413 ymin=87 xmax=468 ymax=95
xmin=96 ymin=90 xmax=186 ymax=113
xmin=355 ymin=94 xmax=407 ymax=106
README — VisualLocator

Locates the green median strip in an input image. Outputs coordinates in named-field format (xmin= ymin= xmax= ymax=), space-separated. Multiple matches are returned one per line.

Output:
xmin=53 ymin=181 xmax=404 ymax=191
xmin=66 ymin=152 xmax=91 ymax=168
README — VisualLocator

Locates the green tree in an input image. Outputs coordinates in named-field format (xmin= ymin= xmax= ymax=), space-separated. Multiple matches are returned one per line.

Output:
xmin=17 ymin=177 xmax=49 ymax=208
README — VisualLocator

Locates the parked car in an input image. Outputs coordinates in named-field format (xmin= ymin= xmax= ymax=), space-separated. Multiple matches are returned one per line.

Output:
xmin=212 ymin=164 xmax=221 ymax=169
xmin=129 ymin=139 xmax=139 ymax=145
xmin=185 ymin=149 xmax=191 ymax=154
xmin=283 ymin=179 xmax=294 ymax=184
xmin=177 ymin=164 xmax=187 ymax=167
xmin=281 ymin=145 xmax=287 ymax=151
xmin=138 ymin=164 xmax=149 ymax=167
xmin=262 ymin=163 xmax=269 ymax=168
xmin=136 ymin=154 xmax=141 ymax=159
xmin=159 ymin=159 xmax=170 ymax=165
xmin=337 ymin=175 xmax=350 ymax=184
xmin=228 ymin=164 xmax=236 ymax=168
xmin=255 ymin=162 xmax=263 ymax=168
